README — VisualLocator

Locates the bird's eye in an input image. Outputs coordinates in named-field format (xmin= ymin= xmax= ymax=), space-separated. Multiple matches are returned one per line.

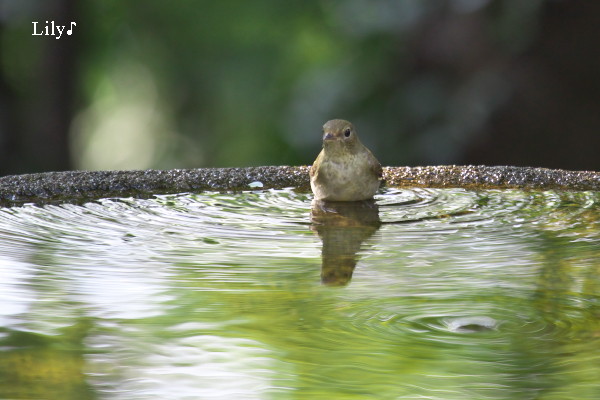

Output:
xmin=344 ymin=128 xmax=351 ymax=138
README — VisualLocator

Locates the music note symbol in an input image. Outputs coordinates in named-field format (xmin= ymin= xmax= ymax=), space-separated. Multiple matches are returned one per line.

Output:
xmin=67 ymin=22 xmax=76 ymax=35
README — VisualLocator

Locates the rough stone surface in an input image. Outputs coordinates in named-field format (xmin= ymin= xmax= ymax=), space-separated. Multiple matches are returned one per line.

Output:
xmin=0 ymin=165 xmax=598 ymax=206
xmin=382 ymin=165 xmax=600 ymax=191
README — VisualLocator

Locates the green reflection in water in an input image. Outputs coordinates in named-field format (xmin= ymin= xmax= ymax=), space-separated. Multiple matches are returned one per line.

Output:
xmin=0 ymin=189 xmax=599 ymax=399
xmin=0 ymin=318 xmax=96 ymax=400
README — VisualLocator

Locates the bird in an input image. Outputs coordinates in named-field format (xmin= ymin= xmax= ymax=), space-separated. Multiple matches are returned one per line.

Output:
xmin=310 ymin=119 xmax=382 ymax=201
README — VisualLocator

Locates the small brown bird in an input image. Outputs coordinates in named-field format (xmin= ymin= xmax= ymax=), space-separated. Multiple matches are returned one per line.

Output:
xmin=310 ymin=119 xmax=382 ymax=201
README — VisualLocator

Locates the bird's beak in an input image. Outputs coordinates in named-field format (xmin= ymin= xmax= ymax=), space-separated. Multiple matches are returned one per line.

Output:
xmin=323 ymin=132 xmax=335 ymax=141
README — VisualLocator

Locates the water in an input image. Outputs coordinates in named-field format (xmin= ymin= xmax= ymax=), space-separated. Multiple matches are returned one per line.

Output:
xmin=0 ymin=188 xmax=599 ymax=399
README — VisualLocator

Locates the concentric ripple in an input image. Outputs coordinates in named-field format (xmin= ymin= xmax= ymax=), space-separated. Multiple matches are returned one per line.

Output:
xmin=377 ymin=187 xmax=599 ymax=230
xmin=0 ymin=188 xmax=596 ymax=247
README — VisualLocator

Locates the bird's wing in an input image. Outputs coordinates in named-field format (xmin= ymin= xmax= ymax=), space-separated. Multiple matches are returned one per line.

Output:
xmin=310 ymin=150 xmax=324 ymax=178
xmin=369 ymin=153 xmax=383 ymax=179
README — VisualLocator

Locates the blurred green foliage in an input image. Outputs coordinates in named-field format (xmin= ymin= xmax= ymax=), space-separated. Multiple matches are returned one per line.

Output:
xmin=1 ymin=0 xmax=599 ymax=173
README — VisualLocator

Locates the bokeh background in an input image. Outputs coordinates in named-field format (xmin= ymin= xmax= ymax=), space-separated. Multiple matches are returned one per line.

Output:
xmin=1 ymin=0 xmax=599 ymax=176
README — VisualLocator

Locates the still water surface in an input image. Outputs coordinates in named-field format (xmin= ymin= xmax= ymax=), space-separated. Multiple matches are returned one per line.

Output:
xmin=0 ymin=188 xmax=599 ymax=399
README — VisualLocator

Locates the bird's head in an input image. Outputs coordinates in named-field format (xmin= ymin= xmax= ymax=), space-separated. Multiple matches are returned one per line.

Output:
xmin=321 ymin=119 xmax=361 ymax=152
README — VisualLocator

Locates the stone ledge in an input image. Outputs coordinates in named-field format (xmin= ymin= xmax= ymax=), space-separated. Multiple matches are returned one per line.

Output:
xmin=0 ymin=165 xmax=598 ymax=206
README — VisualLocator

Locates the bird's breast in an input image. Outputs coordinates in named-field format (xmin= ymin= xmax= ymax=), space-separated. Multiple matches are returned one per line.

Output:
xmin=311 ymin=152 xmax=380 ymax=201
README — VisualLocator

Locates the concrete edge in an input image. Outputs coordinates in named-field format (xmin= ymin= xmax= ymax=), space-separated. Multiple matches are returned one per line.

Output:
xmin=0 ymin=165 xmax=598 ymax=206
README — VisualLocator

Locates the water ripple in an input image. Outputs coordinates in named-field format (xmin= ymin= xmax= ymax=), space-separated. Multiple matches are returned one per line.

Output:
xmin=0 ymin=188 xmax=598 ymax=399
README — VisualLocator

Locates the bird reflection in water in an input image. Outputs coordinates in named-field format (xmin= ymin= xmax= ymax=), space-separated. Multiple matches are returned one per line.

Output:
xmin=310 ymin=199 xmax=381 ymax=286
